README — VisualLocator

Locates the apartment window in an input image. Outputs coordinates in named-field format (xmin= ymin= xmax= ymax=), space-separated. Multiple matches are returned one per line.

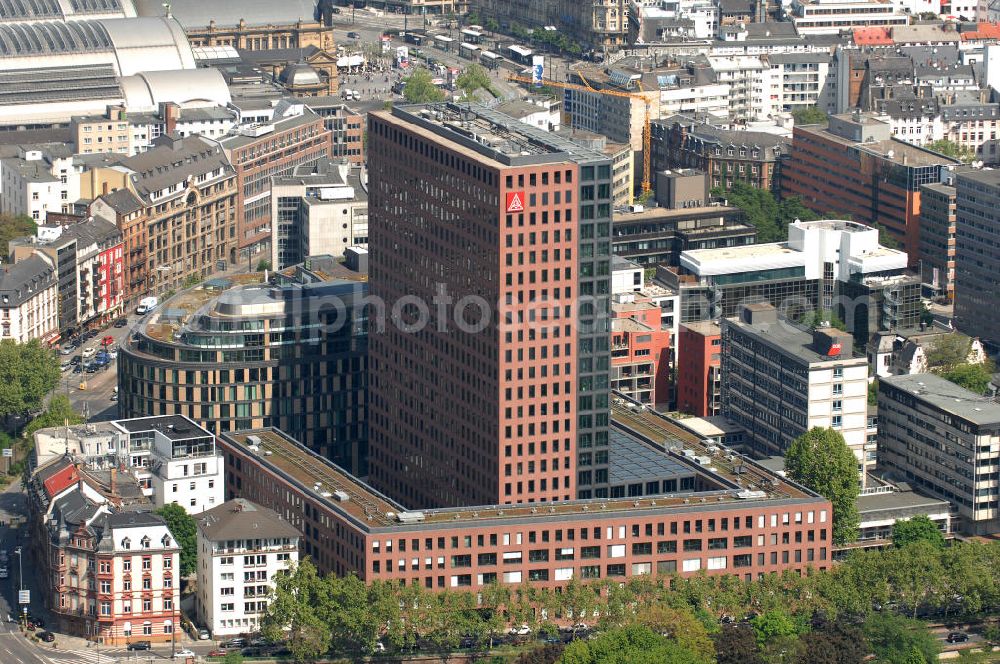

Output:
xmin=142 ymin=622 xmax=152 ymax=635
xmin=832 ymin=400 xmax=842 ymax=412
xmin=832 ymin=415 xmax=842 ymax=428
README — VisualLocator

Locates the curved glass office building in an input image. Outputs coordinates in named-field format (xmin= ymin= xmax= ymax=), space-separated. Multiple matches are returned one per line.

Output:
xmin=117 ymin=253 xmax=369 ymax=475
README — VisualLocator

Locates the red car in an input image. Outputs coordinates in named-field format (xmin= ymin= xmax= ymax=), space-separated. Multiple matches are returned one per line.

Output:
xmin=101 ymin=335 xmax=115 ymax=347
xmin=208 ymin=649 xmax=230 ymax=657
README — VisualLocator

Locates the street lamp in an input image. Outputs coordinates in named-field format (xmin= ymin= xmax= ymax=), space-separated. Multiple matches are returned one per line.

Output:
xmin=14 ymin=546 xmax=22 ymax=626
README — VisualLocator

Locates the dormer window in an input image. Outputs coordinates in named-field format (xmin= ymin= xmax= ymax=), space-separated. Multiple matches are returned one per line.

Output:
xmin=121 ymin=537 xmax=131 ymax=550
xmin=161 ymin=535 xmax=172 ymax=548
xmin=141 ymin=536 xmax=151 ymax=549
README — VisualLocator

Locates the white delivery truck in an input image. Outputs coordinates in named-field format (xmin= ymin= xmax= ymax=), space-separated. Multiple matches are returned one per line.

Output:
xmin=136 ymin=296 xmax=158 ymax=315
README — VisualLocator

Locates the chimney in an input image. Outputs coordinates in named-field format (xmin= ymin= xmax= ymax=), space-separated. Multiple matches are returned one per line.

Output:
xmin=162 ymin=102 xmax=180 ymax=135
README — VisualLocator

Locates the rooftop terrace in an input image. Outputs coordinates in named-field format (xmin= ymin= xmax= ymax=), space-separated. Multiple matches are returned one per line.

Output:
xmin=221 ymin=399 xmax=815 ymax=534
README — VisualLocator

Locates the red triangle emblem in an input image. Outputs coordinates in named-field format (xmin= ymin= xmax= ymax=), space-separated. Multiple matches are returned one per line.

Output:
xmin=506 ymin=192 xmax=525 ymax=212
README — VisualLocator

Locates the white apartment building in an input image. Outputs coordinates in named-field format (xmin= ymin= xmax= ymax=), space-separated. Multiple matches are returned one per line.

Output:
xmin=0 ymin=255 xmax=59 ymax=344
xmin=0 ymin=148 xmax=83 ymax=221
xmin=721 ymin=303 xmax=872 ymax=473
xmin=711 ymin=56 xmax=778 ymax=121
xmin=789 ymin=0 xmax=908 ymax=35
xmin=111 ymin=416 xmax=225 ymax=515
xmin=879 ymin=373 xmax=1000 ymax=535
xmin=270 ymin=160 xmax=369 ymax=269
xmin=195 ymin=499 xmax=300 ymax=637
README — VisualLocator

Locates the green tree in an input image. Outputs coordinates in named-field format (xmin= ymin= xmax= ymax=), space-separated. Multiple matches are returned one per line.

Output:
xmin=794 ymin=623 xmax=868 ymax=664
xmin=0 ymin=214 xmax=36 ymax=261
xmin=0 ymin=339 xmax=60 ymax=420
xmin=863 ymin=613 xmax=939 ymax=664
xmin=260 ymin=559 xmax=331 ymax=662
xmin=518 ymin=644 xmax=565 ymax=664
xmin=559 ymin=624 xmax=704 ymax=664
xmin=868 ymin=378 xmax=879 ymax=407
xmin=713 ymin=183 xmax=820 ymax=243
xmin=785 ymin=428 xmax=860 ymax=545
xmin=715 ymin=624 xmax=763 ymax=664
xmin=792 ymin=106 xmax=828 ymax=125
xmin=455 ymin=63 xmax=495 ymax=98
xmin=925 ymin=334 xmax=973 ymax=370
xmin=222 ymin=652 xmax=244 ymax=664
xmin=797 ymin=308 xmax=847 ymax=332
xmin=749 ymin=609 xmax=801 ymax=648
xmin=876 ymin=224 xmax=900 ymax=249
xmin=403 ymin=68 xmax=446 ymax=103
xmin=941 ymin=362 xmax=994 ymax=395
xmin=926 ymin=139 xmax=976 ymax=163
xmin=892 ymin=515 xmax=945 ymax=549
xmin=635 ymin=604 xmax=716 ymax=664
xmin=256 ymin=259 xmax=271 ymax=271
xmin=22 ymin=395 xmax=83 ymax=441
xmin=155 ymin=503 xmax=197 ymax=576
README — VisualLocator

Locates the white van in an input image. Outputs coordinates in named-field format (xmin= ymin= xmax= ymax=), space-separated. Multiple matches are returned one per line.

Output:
xmin=136 ymin=296 xmax=158 ymax=315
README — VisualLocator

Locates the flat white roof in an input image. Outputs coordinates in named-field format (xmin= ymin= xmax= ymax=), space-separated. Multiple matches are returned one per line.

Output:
xmin=680 ymin=242 xmax=805 ymax=277
xmin=508 ymin=44 xmax=532 ymax=56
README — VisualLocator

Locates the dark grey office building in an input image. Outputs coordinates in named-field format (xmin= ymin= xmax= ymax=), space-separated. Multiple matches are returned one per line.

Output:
xmin=954 ymin=170 xmax=1000 ymax=349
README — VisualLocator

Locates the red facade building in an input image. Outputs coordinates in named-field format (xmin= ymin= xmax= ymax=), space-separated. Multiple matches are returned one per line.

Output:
xmin=220 ymin=428 xmax=833 ymax=588
xmin=676 ymin=321 xmax=722 ymax=417
xmin=221 ymin=108 xmax=332 ymax=264
xmin=610 ymin=293 xmax=671 ymax=408
xmin=97 ymin=242 xmax=124 ymax=317
xmin=367 ymin=104 xmax=614 ymax=507
xmin=781 ymin=113 xmax=958 ymax=261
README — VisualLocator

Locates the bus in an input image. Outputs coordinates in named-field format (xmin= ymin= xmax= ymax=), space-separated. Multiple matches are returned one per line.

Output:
xmin=507 ymin=44 xmax=532 ymax=65
xmin=479 ymin=50 xmax=503 ymax=69
xmin=433 ymin=34 xmax=454 ymax=51
xmin=460 ymin=28 xmax=483 ymax=44
xmin=459 ymin=42 xmax=480 ymax=60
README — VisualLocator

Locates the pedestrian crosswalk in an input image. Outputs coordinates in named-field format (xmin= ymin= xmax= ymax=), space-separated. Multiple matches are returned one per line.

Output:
xmin=49 ymin=649 xmax=122 ymax=664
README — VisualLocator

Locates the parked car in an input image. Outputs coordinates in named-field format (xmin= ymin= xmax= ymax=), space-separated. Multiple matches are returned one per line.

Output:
xmin=70 ymin=355 xmax=82 ymax=365
xmin=30 ymin=617 xmax=45 ymax=628
xmin=83 ymin=330 xmax=98 ymax=341
xmin=59 ymin=345 xmax=76 ymax=355
xmin=101 ymin=335 xmax=114 ymax=347
xmin=197 ymin=628 xmax=210 ymax=640
xmin=72 ymin=365 xmax=83 ymax=374
xmin=127 ymin=640 xmax=152 ymax=651
xmin=60 ymin=361 xmax=72 ymax=371
xmin=947 ymin=632 xmax=970 ymax=643
xmin=221 ymin=638 xmax=245 ymax=648
xmin=81 ymin=347 xmax=96 ymax=359
xmin=208 ymin=649 xmax=230 ymax=657
xmin=114 ymin=318 xmax=128 ymax=328
xmin=93 ymin=353 xmax=110 ymax=366
xmin=173 ymin=648 xmax=195 ymax=658
xmin=85 ymin=363 xmax=100 ymax=374
xmin=348 ymin=31 xmax=361 ymax=39
xmin=510 ymin=624 xmax=532 ymax=636
xmin=38 ymin=631 xmax=55 ymax=642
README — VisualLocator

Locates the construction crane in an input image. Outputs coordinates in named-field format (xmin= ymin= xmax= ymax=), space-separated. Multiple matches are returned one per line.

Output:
xmin=507 ymin=73 xmax=653 ymax=195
